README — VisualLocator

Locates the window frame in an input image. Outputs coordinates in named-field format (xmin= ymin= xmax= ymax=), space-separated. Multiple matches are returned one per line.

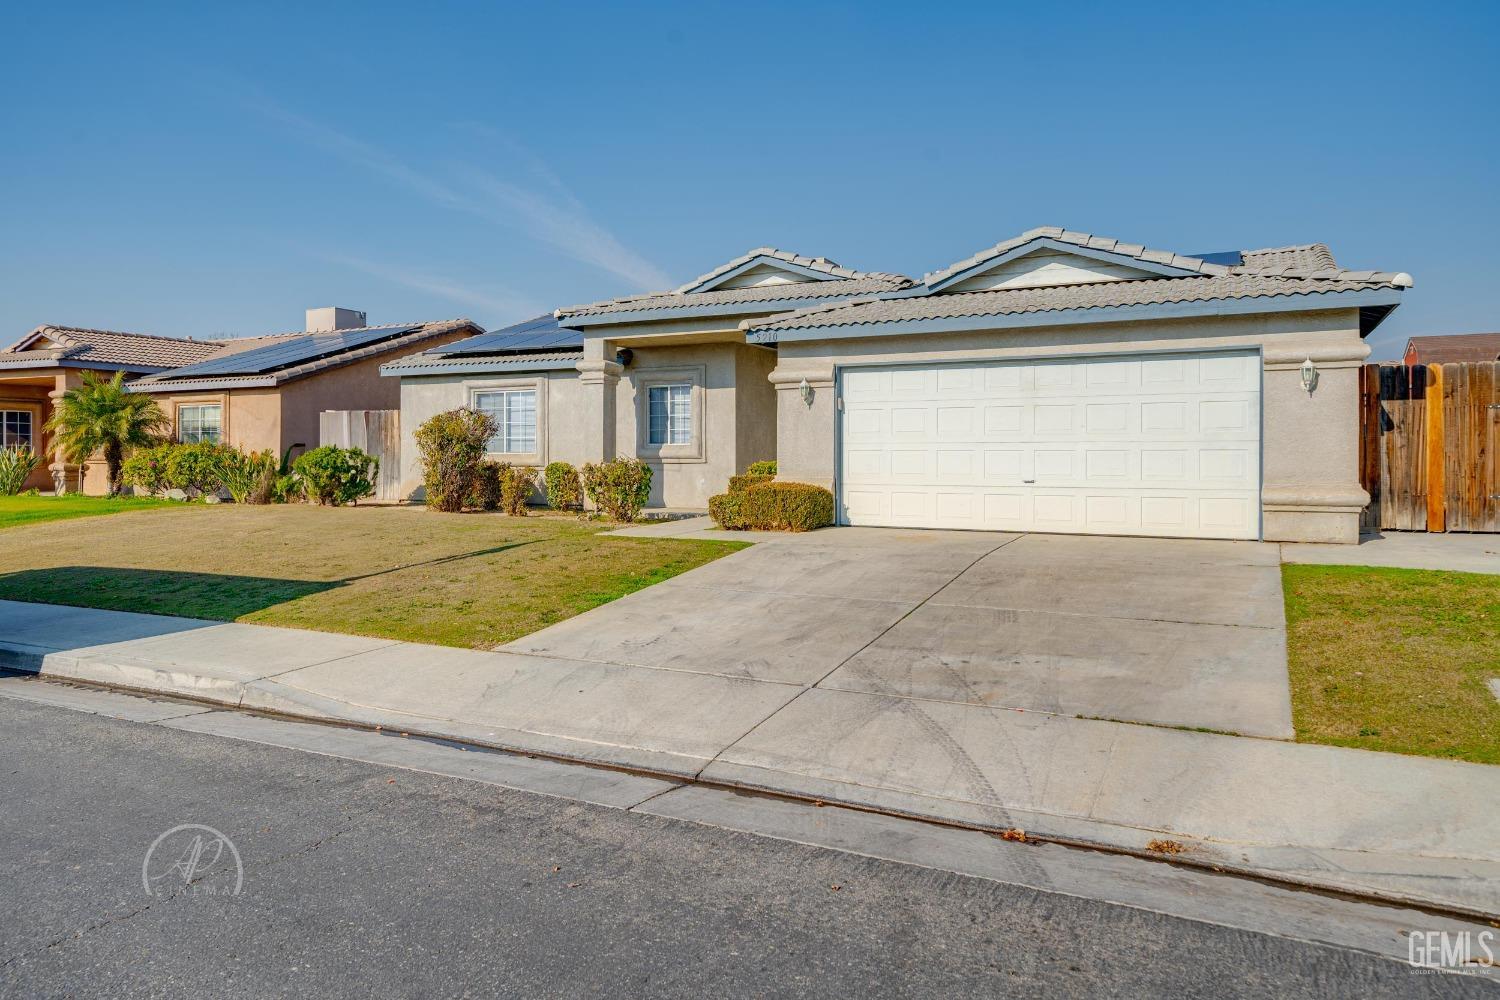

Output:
xmin=472 ymin=388 xmax=539 ymax=456
xmin=0 ymin=408 xmax=35 ymax=449
xmin=646 ymin=383 xmax=692 ymax=447
xmin=466 ymin=377 xmax=548 ymax=467
xmin=634 ymin=366 xmax=706 ymax=464
xmin=176 ymin=403 xmax=223 ymax=445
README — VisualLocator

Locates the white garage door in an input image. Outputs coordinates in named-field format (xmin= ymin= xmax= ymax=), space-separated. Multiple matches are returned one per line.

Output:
xmin=838 ymin=350 xmax=1261 ymax=539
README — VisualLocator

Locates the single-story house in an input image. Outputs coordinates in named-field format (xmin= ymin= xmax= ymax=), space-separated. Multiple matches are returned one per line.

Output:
xmin=0 ymin=325 xmax=226 ymax=492
xmin=1403 ymin=332 xmax=1500 ymax=365
xmin=1 ymin=308 xmax=479 ymax=493
xmin=384 ymin=228 xmax=1411 ymax=543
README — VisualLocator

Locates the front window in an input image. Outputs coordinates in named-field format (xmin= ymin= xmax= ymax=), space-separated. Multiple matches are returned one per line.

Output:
xmin=178 ymin=404 xmax=222 ymax=444
xmin=647 ymin=384 xmax=692 ymax=446
xmin=474 ymin=389 xmax=537 ymax=454
xmin=0 ymin=410 xmax=33 ymax=448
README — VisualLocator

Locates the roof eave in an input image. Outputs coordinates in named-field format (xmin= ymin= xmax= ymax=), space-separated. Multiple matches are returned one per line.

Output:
xmin=380 ymin=356 xmax=583 ymax=378
xmin=747 ymin=287 xmax=1406 ymax=344
xmin=560 ymin=294 xmax=875 ymax=328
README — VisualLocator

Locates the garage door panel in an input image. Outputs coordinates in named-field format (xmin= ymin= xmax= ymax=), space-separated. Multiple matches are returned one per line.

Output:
xmin=838 ymin=351 xmax=1261 ymax=539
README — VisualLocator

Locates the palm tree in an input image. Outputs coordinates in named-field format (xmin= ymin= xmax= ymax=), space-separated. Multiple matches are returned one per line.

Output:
xmin=46 ymin=371 xmax=167 ymax=495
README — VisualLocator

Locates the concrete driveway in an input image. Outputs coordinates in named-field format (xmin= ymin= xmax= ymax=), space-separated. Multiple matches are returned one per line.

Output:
xmin=506 ymin=527 xmax=1293 ymax=739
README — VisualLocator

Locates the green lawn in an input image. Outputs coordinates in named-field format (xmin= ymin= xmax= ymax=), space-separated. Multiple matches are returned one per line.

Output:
xmin=1284 ymin=564 xmax=1500 ymax=765
xmin=0 ymin=505 xmax=743 ymax=649
xmin=0 ymin=494 xmax=183 ymax=530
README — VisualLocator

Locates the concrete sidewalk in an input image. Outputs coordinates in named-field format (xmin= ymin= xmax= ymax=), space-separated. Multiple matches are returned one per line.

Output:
xmin=1282 ymin=531 xmax=1500 ymax=574
xmin=2 ymin=597 xmax=1497 ymax=918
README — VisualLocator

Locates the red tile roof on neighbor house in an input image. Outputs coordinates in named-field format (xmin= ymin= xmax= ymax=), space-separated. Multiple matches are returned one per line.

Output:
xmin=0 ymin=324 xmax=227 ymax=370
xmin=1403 ymin=333 xmax=1500 ymax=364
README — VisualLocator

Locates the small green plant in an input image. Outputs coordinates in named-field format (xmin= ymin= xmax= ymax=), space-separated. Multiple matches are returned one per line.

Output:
xmin=497 ymin=464 xmax=537 ymax=516
xmin=580 ymin=457 xmax=653 ymax=522
xmin=165 ymin=442 xmax=235 ymax=496
xmin=470 ymin=460 xmax=503 ymax=511
xmin=292 ymin=445 xmax=377 ymax=506
xmin=221 ymin=449 xmax=279 ymax=504
xmin=122 ymin=444 xmax=174 ymax=496
xmin=0 ymin=446 xmax=41 ymax=495
xmin=746 ymin=460 xmax=777 ymax=477
xmin=544 ymin=461 xmax=583 ymax=511
xmin=415 ymin=408 xmax=497 ymax=513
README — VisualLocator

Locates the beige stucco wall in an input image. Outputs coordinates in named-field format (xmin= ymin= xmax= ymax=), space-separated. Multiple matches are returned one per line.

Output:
xmin=395 ymin=368 xmax=585 ymax=502
xmin=771 ymin=308 xmax=1370 ymax=544
xmin=393 ymin=341 xmax=780 ymax=508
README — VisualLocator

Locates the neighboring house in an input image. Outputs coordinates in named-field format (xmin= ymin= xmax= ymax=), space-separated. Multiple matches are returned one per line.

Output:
xmin=0 ymin=308 xmax=480 ymax=494
xmin=385 ymin=228 xmax=1410 ymax=543
xmin=1402 ymin=333 xmax=1500 ymax=365
xmin=0 ymin=325 xmax=224 ymax=492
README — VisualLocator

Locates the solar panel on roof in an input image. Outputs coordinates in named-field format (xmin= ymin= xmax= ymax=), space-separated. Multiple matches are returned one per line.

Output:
xmin=1188 ymin=251 xmax=1244 ymax=267
xmin=438 ymin=314 xmax=584 ymax=357
xmin=159 ymin=325 xmax=419 ymax=378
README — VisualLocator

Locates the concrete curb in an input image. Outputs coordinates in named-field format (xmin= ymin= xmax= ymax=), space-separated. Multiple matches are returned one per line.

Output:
xmin=4 ymin=639 xmax=1496 ymax=922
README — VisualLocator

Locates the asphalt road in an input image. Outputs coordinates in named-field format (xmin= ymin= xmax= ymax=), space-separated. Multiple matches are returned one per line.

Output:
xmin=0 ymin=696 xmax=1487 ymax=999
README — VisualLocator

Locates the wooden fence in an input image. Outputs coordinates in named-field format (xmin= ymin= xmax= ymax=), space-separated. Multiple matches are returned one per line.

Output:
xmin=319 ymin=409 xmax=402 ymax=502
xmin=1359 ymin=362 xmax=1500 ymax=532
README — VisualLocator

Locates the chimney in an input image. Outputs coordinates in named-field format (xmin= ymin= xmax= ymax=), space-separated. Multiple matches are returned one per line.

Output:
xmin=305 ymin=307 xmax=367 ymax=333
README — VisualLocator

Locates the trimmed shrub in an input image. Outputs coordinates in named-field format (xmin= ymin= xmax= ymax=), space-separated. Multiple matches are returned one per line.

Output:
xmin=415 ymin=408 xmax=497 ymax=513
xmin=746 ymin=460 xmax=777 ymax=476
xmin=165 ymin=442 xmax=235 ymax=496
xmin=122 ymin=445 xmax=174 ymax=496
xmin=581 ymin=457 xmax=653 ymax=522
xmin=742 ymin=481 xmax=835 ymax=532
xmin=292 ymin=445 xmax=377 ymax=506
xmin=707 ymin=491 xmax=748 ymax=530
xmin=728 ymin=473 xmax=773 ymax=495
xmin=544 ymin=461 xmax=583 ymax=511
xmin=221 ymin=449 xmax=279 ymax=504
xmin=0 ymin=446 xmax=41 ymax=495
xmin=497 ymin=464 xmax=537 ymax=516
xmin=470 ymin=460 xmax=503 ymax=511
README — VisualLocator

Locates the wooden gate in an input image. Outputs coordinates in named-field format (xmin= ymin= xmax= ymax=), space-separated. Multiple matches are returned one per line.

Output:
xmin=319 ymin=409 xmax=402 ymax=502
xmin=1360 ymin=363 xmax=1500 ymax=532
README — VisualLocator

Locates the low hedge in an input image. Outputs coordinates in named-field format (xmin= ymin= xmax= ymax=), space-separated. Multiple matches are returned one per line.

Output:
xmin=746 ymin=460 xmax=777 ymax=476
xmin=742 ymin=481 xmax=834 ymax=532
xmin=709 ymin=475 xmax=834 ymax=532
xmin=707 ymin=491 xmax=748 ymax=530
xmin=497 ymin=463 xmax=537 ymax=516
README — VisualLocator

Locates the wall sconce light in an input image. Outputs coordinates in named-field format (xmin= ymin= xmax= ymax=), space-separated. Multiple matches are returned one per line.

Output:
xmin=799 ymin=376 xmax=813 ymax=406
xmin=1300 ymin=358 xmax=1319 ymax=394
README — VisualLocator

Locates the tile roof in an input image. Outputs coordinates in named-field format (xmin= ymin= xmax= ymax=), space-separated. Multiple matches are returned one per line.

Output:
xmin=922 ymin=227 xmax=1237 ymax=286
xmin=748 ymin=273 xmax=1409 ymax=336
xmin=129 ymin=320 xmax=479 ymax=391
xmin=3 ymin=324 xmax=227 ymax=369
xmin=746 ymin=228 xmax=1411 ymax=337
xmin=1238 ymin=243 xmax=1339 ymax=273
xmin=556 ymin=248 xmax=912 ymax=320
xmin=381 ymin=349 xmax=584 ymax=376
xmin=677 ymin=247 xmax=910 ymax=293
xmin=1404 ymin=333 xmax=1500 ymax=364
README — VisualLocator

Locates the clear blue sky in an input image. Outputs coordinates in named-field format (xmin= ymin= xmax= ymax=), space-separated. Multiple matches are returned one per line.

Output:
xmin=4 ymin=2 xmax=1497 ymax=359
